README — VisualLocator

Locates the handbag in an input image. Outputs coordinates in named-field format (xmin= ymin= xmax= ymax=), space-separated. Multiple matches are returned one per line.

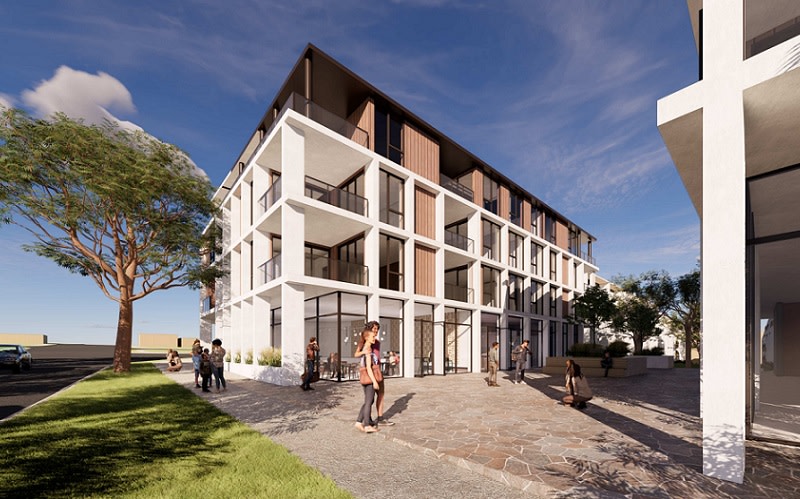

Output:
xmin=359 ymin=364 xmax=383 ymax=385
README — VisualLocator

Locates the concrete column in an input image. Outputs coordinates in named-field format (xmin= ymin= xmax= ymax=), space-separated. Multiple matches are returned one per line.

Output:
xmin=281 ymin=282 xmax=306 ymax=378
xmin=701 ymin=0 xmax=746 ymax=483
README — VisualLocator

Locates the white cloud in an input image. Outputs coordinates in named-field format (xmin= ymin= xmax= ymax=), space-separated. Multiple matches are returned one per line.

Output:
xmin=0 ymin=93 xmax=13 ymax=110
xmin=21 ymin=65 xmax=141 ymax=132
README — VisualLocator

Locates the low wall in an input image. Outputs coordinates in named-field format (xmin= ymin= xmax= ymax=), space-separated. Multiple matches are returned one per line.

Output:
xmin=138 ymin=333 xmax=179 ymax=348
xmin=543 ymin=356 xmax=648 ymax=377
xmin=0 ymin=333 xmax=48 ymax=345
xmin=646 ymin=356 xmax=675 ymax=369
xmin=226 ymin=362 xmax=298 ymax=386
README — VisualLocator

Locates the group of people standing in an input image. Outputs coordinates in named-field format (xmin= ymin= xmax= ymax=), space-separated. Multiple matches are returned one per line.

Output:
xmin=190 ymin=338 xmax=227 ymax=393
xmin=486 ymin=339 xmax=533 ymax=387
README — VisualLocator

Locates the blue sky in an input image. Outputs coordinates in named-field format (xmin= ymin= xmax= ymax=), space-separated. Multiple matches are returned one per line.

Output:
xmin=0 ymin=1 xmax=699 ymax=345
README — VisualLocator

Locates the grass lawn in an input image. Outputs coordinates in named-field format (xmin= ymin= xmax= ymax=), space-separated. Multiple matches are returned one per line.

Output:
xmin=0 ymin=363 xmax=352 ymax=498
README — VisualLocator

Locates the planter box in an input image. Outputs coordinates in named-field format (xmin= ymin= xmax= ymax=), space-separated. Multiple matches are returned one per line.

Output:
xmin=543 ymin=356 xmax=648 ymax=377
xmin=645 ymin=356 xmax=674 ymax=369
xmin=226 ymin=362 xmax=297 ymax=386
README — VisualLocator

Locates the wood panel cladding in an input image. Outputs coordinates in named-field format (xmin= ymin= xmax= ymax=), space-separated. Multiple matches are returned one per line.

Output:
xmin=499 ymin=186 xmax=510 ymax=221
xmin=415 ymin=244 xmax=436 ymax=296
xmin=346 ymin=98 xmax=374 ymax=150
xmin=562 ymin=256 xmax=570 ymax=286
xmin=403 ymin=122 xmax=440 ymax=183
xmin=415 ymin=187 xmax=436 ymax=239
xmin=470 ymin=169 xmax=483 ymax=207
xmin=556 ymin=221 xmax=569 ymax=251
xmin=522 ymin=200 xmax=531 ymax=229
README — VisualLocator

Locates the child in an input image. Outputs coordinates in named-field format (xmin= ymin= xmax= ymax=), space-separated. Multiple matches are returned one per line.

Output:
xmin=200 ymin=348 xmax=213 ymax=393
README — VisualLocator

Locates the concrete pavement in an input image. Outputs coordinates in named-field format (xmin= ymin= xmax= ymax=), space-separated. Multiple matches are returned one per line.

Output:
xmin=161 ymin=365 xmax=800 ymax=498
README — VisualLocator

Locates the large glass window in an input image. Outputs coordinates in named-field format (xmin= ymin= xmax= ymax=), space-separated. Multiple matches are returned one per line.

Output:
xmin=379 ymin=234 xmax=404 ymax=291
xmin=531 ymin=242 xmax=543 ymax=276
xmin=562 ymin=322 xmax=569 ymax=356
xmin=445 ymin=265 xmax=470 ymax=303
xmin=481 ymin=313 xmax=500 ymax=372
xmin=375 ymin=108 xmax=403 ymax=164
xmin=482 ymin=266 xmax=501 ymax=307
xmin=545 ymin=212 xmax=556 ymax=244
xmin=444 ymin=307 xmax=471 ymax=374
xmin=483 ymin=176 xmax=498 ymax=214
xmin=531 ymin=206 xmax=541 ymax=237
xmin=508 ymin=273 xmax=523 ymax=312
xmin=482 ymin=219 xmax=500 ymax=261
xmin=509 ymin=192 xmax=523 ymax=226
xmin=414 ymin=302 xmax=434 ymax=376
xmin=549 ymin=320 xmax=557 ymax=357
xmin=549 ymin=252 xmax=557 ymax=281
xmin=549 ymin=286 xmax=558 ymax=317
xmin=271 ymin=307 xmax=282 ymax=351
xmin=530 ymin=280 xmax=543 ymax=315
xmin=379 ymin=297 xmax=403 ymax=377
xmin=509 ymin=232 xmax=523 ymax=270
xmin=507 ymin=316 xmax=523 ymax=367
xmin=530 ymin=319 xmax=543 ymax=368
xmin=379 ymin=169 xmax=404 ymax=228
xmin=303 ymin=292 xmax=367 ymax=382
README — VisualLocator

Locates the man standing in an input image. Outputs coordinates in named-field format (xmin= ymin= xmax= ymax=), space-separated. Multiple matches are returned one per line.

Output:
xmin=512 ymin=339 xmax=531 ymax=384
xmin=365 ymin=321 xmax=394 ymax=426
xmin=487 ymin=341 xmax=500 ymax=387
xmin=301 ymin=337 xmax=319 ymax=391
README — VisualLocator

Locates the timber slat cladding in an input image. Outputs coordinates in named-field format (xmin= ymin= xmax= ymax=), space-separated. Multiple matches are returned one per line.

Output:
xmin=415 ymin=187 xmax=436 ymax=239
xmin=556 ymin=220 xmax=569 ymax=251
xmin=403 ymin=122 xmax=439 ymax=183
xmin=415 ymin=244 xmax=436 ymax=296
xmin=499 ymin=186 xmax=510 ymax=221
xmin=346 ymin=98 xmax=374 ymax=149
xmin=470 ymin=170 xmax=483 ymax=206
xmin=562 ymin=256 xmax=570 ymax=286
xmin=522 ymin=199 xmax=531 ymax=229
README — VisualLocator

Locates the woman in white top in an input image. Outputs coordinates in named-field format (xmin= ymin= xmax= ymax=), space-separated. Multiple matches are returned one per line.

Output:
xmin=563 ymin=362 xmax=593 ymax=409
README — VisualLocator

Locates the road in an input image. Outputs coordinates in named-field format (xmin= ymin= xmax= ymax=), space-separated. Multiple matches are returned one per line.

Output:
xmin=0 ymin=344 xmax=162 ymax=420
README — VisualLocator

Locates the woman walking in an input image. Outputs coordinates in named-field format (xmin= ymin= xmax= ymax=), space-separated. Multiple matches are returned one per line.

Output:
xmin=210 ymin=338 xmax=227 ymax=393
xmin=355 ymin=326 xmax=381 ymax=433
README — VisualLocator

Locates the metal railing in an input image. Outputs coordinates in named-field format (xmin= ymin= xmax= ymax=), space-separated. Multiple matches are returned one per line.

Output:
xmin=746 ymin=14 xmax=800 ymax=59
xmin=444 ymin=228 xmax=473 ymax=252
xmin=440 ymin=174 xmax=474 ymax=202
xmin=258 ymin=177 xmax=282 ymax=217
xmin=259 ymin=254 xmax=282 ymax=285
xmin=305 ymin=176 xmax=368 ymax=216
xmin=289 ymin=92 xmax=369 ymax=148
xmin=445 ymin=284 xmax=473 ymax=303
xmin=305 ymin=254 xmax=368 ymax=286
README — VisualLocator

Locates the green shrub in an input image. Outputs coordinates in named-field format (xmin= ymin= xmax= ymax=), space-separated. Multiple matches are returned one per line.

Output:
xmin=567 ymin=342 xmax=606 ymax=357
xmin=234 ymin=351 xmax=241 ymax=363
xmin=224 ymin=353 xmax=231 ymax=362
xmin=640 ymin=346 xmax=665 ymax=356
xmin=258 ymin=347 xmax=282 ymax=367
xmin=245 ymin=350 xmax=253 ymax=365
xmin=606 ymin=340 xmax=630 ymax=357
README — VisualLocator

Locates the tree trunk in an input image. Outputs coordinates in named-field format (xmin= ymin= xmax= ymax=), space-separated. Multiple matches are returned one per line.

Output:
xmin=113 ymin=297 xmax=134 ymax=372
xmin=590 ymin=325 xmax=596 ymax=345
xmin=633 ymin=335 xmax=643 ymax=355
xmin=684 ymin=324 xmax=693 ymax=366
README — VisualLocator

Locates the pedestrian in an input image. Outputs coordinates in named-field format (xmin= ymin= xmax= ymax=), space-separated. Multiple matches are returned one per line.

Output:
xmin=191 ymin=339 xmax=202 ymax=388
xmin=210 ymin=338 xmax=227 ymax=393
xmin=200 ymin=348 xmax=213 ymax=393
xmin=487 ymin=341 xmax=500 ymax=386
xmin=166 ymin=349 xmax=183 ymax=372
xmin=563 ymin=362 xmax=593 ymax=409
xmin=355 ymin=325 xmax=380 ymax=434
xmin=600 ymin=350 xmax=613 ymax=377
xmin=512 ymin=339 xmax=531 ymax=384
xmin=362 ymin=321 xmax=394 ymax=426
xmin=301 ymin=337 xmax=319 ymax=391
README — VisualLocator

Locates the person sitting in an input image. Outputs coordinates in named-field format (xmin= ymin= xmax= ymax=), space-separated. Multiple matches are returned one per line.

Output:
xmin=600 ymin=351 xmax=613 ymax=377
xmin=563 ymin=363 xmax=592 ymax=409
xmin=166 ymin=349 xmax=183 ymax=372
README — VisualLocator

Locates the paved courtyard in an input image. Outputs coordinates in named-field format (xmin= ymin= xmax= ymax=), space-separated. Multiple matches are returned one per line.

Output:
xmin=163 ymin=366 xmax=800 ymax=498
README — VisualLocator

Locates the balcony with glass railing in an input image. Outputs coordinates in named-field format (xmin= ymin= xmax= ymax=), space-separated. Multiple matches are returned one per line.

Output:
xmin=305 ymin=254 xmax=368 ymax=286
xmin=440 ymin=174 xmax=474 ymax=202
xmin=445 ymin=283 xmax=473 ymax=303
xmin=305 ymin=176 xmax=368 ymax=216
xmin=444 ymin=228 xmax=473 ymax=253
xmin=258 ymin=177 xmax=282 ymax=217
xmin=259 ymin=254 xmax=282 ymax=285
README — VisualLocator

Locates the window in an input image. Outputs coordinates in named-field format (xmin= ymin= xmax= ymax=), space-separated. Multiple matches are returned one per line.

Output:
xmin=509 ymin=192 xmax=522 ymax=226
xmin=305 ymin=245 xmax=330 ymax=279
xmin=444 ymin=307 xmax=472 ymax=374
xmin=549 ymin=252 xmax=557 ymax=281
xmin=549 ymin=287 xmax=558 ymax=317
xmin=483 ymin=176 xmax=498 ymax=214
xmin=482 ymin=219 xmax=500 ymax=261
xmin=569 ymin=228 xmax=578 ymax=255
xmin=562 ymin=323 xmax=569 ymax=356
xmin=445 ymin=265 xmax=470 ymax=302
xmin=380 ymin=169 xmax=404 ymax=228
xmin=508 ymin=273 xmax=523 ymax=312
xmin=379 ymin=234 xmax=404 ymax=291
xmin=531 ymin=206 xmax=540 ymax=237
xmin=509 ymin=232 xmax=523 ymax=270
xmin=375 ymin=108 xmax=403 ymax=164
xmin=531 ymin=242 xmax=543 ymax=276
xmin=545 ymin=212 xmax=556 ymax=244
xmin=415 ymin=302 xmax=434 ymax=376
xmin=271 ymin=307 xmax=282 ymax=351
xmin=530 ymin=280 xmax=543 ymax=315
xmin=549 ymin=320 xmax=557 ymax=357
xmin=482 ymin=266 xmax=501 ymax=307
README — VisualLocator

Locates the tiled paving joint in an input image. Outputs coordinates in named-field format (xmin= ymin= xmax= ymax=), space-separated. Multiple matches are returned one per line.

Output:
xmin=163 ymin=365 xmax=800 ymax=498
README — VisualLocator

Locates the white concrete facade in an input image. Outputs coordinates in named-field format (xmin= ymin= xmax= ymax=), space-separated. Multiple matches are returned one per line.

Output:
xmin=200 ymin=46 xmax=599 ymax=389
xmin=658 ymin=0 xmax=800 ymax=483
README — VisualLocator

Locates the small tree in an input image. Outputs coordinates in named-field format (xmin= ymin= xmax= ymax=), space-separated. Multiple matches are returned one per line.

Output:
xmin=613 ymin=296 xmax=661 ymax=355
xmin=0 ymin=110 xmax=224 ymax=372
xmin=571 ymin=284 xmax=617 ymax=345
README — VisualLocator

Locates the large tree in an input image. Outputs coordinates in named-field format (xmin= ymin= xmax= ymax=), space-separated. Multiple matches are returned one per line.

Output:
xmin=612 ymin=296 xmax=662 ymax=355
xmin=0 ymin=110 xmax=223 ymax=372
xmin=571 ymin=284 xmax=617 ymax=345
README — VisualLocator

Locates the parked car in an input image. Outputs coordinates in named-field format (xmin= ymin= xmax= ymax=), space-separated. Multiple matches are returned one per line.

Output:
xmin=0 ymin=344 xmax=33 ymax=373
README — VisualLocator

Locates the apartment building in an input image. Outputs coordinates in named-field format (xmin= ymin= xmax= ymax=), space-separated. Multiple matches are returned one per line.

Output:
xmin=658 ymin=0 xmax=800 ymax=483
xmin=200 ymin=44 xmax=598 ymax=389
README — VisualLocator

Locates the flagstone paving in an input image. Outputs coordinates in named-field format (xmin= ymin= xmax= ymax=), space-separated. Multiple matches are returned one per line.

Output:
xmin=163 ymin=366 xmax=800 ymax=498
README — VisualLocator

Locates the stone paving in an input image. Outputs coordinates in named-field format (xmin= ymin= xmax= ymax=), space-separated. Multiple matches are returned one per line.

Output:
xmin=162 ymin=365 xmax=800 ymax=498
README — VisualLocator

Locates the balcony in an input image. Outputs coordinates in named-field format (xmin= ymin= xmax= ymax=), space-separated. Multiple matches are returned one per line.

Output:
xmin=259 ymin=254 xmax=282 ymax=285
xmin=444 ymin=228 xmax=473 ymax=253
xmin=306 ymin=254 xmax=368 ymax=286
xmin=305 ymin=176 xmax=368 ymax=216
xmin=445 ymin=284 xmax=473 ymax=303
xmin=440 ymin=174 xmax=474 ymax=202
xmin=201 ymin=296 xmax=215 ymax=313
xmin=258 ymin=177 xmax=282 ymax=217
xmin=746 ymin=14 xmax=800 ymax=59
xmin=288 ymin=93 xmax=369 ymax=149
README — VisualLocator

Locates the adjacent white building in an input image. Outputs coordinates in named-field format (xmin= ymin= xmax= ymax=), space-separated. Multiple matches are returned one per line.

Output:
xmin=658 ymin=0 xmax=800 ymax=483
xmin=200 ymin=45 xmax=599 ymax=387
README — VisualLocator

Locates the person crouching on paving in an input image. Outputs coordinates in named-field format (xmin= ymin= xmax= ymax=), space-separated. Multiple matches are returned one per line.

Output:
xmin=563 ymin=361 xmax=593 ymax=409
xmin=166 ymin=349 xmax=182 ymax=372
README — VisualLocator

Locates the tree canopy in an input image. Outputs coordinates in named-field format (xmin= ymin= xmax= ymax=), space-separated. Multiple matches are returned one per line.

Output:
xmin=0 ymin=109 xmax=223 ymax=372
xmin=571 ymin=284 xmax=617 ymax=344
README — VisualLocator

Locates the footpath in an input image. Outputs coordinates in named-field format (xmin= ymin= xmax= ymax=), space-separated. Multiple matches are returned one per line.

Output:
xmin=161 ymin=366 xmax=800 ymax=498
